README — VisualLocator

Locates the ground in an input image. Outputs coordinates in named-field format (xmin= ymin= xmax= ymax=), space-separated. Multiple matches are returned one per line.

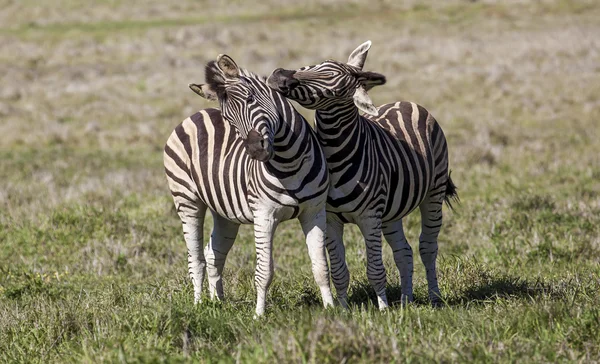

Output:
xmin=1 ymin=0 xmax=599 ymax=362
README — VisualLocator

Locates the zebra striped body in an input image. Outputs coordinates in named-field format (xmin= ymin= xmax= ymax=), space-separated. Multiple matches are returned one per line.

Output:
xmin=165 ymin=55 xmax=334 ymax=316
xmin=321 ymin=101 xmax=446 ymax=224
xmin=268 ymin=41 xmax=458 ymax=308
xmin=165 ymin=107 xmax=328 ymax=225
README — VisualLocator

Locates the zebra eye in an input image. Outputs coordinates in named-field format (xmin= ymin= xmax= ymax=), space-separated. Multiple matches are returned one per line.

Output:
xmin=247 ymin=93 xmax=255 ymax=103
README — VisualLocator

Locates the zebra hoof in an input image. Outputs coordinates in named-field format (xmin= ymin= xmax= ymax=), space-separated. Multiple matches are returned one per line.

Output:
xmin=400 ymin=294 xmax=414 ymax=306
xmin=430 ymin=299 xmax=445 ymax=308
xmin=338 ymin=296 xmax=349 ymax=310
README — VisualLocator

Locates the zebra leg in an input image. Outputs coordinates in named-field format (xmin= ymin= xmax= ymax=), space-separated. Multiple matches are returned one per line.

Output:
xmin=176 ymin=202 xmax=208 ymax=304
xmin=382 ymin=220 xmax=414 ymax=304
xmin=325 ymin=214 xmax=350 ymax=308
xmin=357 ymin=217 xmax=388 ymax=310
xmin=298 ymin=208 xmax=335 ymax=308
xmin=205 ymin=212 xmax=240 ymax=301
xmin=253 ymin=216 xmax=279 ymax=318
xmin=419 ymin=196 xmax=444 ymax=306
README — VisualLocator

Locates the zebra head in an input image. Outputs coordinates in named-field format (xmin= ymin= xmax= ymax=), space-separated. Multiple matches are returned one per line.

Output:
xmin=267 ymin=41 xmax=386 ymax=116
xmin=189 ymin=55 xmax=278 ymax=162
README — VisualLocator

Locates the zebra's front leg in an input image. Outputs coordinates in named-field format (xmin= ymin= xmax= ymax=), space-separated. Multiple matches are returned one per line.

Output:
xmin=326 ymin=214 xmax=350 ymax=308
xmin=419 ymin=198 xmax=444 ymax=306
xmin=253 ymin=215 xmax=279 ymax=318
xmin=357 ymin=217 xmax=388 ymax=310
xmin=205 ymin=213 xmax=240 ymax=301
xmin=177 ymin=204 xmax=208 ymax=304
xmin=299 ymin=208 xmax=335 ymax=309
xmin=383 ymin=220 xmax=414 ymax=304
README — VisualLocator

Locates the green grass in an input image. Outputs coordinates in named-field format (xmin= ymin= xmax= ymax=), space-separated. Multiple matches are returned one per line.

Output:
xmin=1 ymin=0 xmax=600 ymax=362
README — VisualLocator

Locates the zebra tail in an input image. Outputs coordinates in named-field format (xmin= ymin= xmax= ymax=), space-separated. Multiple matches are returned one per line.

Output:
xmin=444 ymin=171 xmax=460 ymax=211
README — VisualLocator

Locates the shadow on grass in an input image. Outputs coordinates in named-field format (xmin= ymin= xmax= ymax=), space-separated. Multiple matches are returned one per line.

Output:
xmin=345 ymin=272 xmax=570 ymax=309
xmin=346 ymin=281 xmax=409 ymax=308
xmin=445 ymin=275 xmax=566 ymax=307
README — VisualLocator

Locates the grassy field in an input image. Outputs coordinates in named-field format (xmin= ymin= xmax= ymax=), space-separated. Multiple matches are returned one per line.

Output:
xmin=1 ymin=0 xmax=600 ymax=362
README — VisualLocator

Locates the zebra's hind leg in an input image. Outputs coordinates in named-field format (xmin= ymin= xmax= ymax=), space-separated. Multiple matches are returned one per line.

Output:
xmin=176 ymin=202 xmax=208 ymax=304
xmin=357 ymin=217 xmax=388 ymax=310
xmin=325 ymin=214 xmax=350 ymax=308
xmin=205 ymin=212 xmax=240 ymax=301
xmin=419 ymin=194 xmax=445 ymax=306
xmin=299 ymin=207 xmax=335 ymax=309
xmin=382 ymin=220 xmax=414 ymax=305
xmin=252 ymin=215 xmax=279 ymax=318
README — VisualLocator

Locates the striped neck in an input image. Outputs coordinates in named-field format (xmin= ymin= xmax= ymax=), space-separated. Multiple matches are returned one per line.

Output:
xmin=267 ymin=94 xmax=315 ymax=169
xmin=315 ymin=99 xmax=361 ymax=144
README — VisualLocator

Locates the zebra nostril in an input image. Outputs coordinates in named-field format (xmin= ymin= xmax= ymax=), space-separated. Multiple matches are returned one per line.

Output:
xmin=260 ymin=138 xmax=272 ymax=152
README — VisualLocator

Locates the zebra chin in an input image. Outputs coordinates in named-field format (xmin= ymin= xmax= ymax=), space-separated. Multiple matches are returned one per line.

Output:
xmin=246 ymin=147 xmax=273 ymax=162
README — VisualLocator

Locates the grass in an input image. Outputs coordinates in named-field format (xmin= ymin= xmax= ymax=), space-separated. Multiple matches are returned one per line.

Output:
xmin=1 ymin=0 xmax=600 ymax=362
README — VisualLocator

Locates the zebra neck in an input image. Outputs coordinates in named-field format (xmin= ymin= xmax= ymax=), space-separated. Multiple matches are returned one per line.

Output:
xmin=267 ymin=108 xmax=314 ymax=169
xmin=315 ymin=101 xmax=361 ymax=146
xmin=315 ymin=101 xmax=360 ymax=130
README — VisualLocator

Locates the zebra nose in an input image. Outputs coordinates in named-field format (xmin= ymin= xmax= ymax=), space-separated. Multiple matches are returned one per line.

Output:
xmin=247 ymin=129 xmax=262 ymax=144
xmin=268 ymin=68 xmax=297 ymax=94
xmin=245 ymin=129 xmax=272 ymax=162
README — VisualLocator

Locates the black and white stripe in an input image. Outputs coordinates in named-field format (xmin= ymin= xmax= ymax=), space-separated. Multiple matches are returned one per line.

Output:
xmin=164 ymin=55 xmax=335 ymax=316
xmin=268 ymin=41 xmax=458 ymax=308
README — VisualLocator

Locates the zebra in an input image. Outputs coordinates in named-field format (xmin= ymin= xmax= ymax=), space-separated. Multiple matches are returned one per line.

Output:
xmin=268 ymin=41 xmax=458 ymax=308
xmin=164 ymin=54 xmax=336 ymax=317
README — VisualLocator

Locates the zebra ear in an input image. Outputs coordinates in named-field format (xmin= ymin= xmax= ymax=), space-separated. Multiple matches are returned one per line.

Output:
xmin=356 ymin=71 xmax=386 ymax=91
xmin=347 ymin=40 xmax=372 ymax=70
xmin=216 ymin=54 xmax=240 ymax=79
xmin=353 ymin=86 xmax=378 ymax=116
xmin=189 ymin=83 xmax=218 ymax=101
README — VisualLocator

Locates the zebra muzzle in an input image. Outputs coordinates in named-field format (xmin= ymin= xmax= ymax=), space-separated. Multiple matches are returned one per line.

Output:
xmin=267 ymin=68 xmax=299 ymax=94
xmin=245 ymin=129 xmax=272 ymax=162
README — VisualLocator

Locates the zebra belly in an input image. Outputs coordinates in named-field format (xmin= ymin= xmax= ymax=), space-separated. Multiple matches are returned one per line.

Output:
xmin=381 ymin=176 xmax=428 ymax=223
xmin=190 ymin=157 xmax=255 ymax=224
xmin=325 ymin=166 xmax=430 ymax=224
xmin=197 ymin=192 xmax=305 ymax=224
xmin=196 ymin=192 xmax=254 ymax=224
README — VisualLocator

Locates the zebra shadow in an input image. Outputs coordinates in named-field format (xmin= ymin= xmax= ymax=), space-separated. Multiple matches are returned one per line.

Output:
xmin=445 ymin=276 xmax=560 ymax=306
xmin=346 ymin=281 xmax=412 ymax=308
xmin=345 ymin=274 xmax=566 ymax=308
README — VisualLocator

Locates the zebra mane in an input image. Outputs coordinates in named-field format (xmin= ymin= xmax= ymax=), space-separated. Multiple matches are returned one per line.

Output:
xmin=204 ymin=61 xmax=265 ymax=99
xmin=204 ymin=61 xmax=228 ymax=98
